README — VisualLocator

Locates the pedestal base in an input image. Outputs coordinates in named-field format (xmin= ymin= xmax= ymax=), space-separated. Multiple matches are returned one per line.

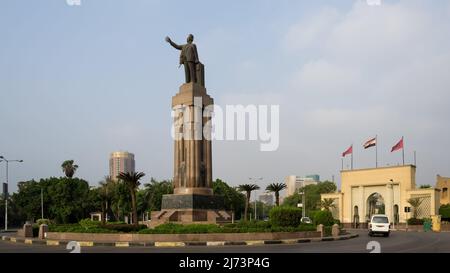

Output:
xmin=150 ymin=194 xmax=232 ymax=227
xmin=161 ymin=194 xmax=224 ymax=210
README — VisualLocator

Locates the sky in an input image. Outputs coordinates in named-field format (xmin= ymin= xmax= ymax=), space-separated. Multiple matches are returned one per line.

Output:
xmin=1 ymin=0 xmax=450 ymax=199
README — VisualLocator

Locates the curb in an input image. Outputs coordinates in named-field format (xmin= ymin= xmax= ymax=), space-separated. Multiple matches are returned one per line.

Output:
xmin=1 ymin=233 xmax=359 ymax=248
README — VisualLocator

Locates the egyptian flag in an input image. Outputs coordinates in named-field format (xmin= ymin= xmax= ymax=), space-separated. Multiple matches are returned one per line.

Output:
xmin=363 ymin=137 xmax=377 ymax=149
xmin=391 ymin=137 xmax=404 ymax=152
xmin=342 ymin=145 xmax=353 ymax=157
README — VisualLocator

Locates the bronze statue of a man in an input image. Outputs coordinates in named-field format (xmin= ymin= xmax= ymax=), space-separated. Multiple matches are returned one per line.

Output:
xmin=165 ymin=34 xmax=201 ymax=84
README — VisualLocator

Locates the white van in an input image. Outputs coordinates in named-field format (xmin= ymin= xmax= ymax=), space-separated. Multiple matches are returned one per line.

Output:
xmin=368 ymin=214 xmax=391 ymax=237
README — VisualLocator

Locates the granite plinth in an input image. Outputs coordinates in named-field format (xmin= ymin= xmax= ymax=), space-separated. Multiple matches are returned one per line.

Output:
xmin=161 ymin=194 xmax=225 ymax=210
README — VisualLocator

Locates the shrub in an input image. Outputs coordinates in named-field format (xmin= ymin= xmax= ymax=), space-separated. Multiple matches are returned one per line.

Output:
xmin=407 ymin=218 xmax=424 ymax=225
xmin=297 ymin=224 xmax=316 ymax=232
xmin=48 ymin=224 xmax=117 ymax=233
xmin=36 ymin=219 xmax=52 ymax=226
xmin=313 ymin=210 xmax=335 ymax=226
xmin=100 ymin=224 xmax=147 ymax=233
xmin=269 ymin=206 xmax=302 ymax=227
xmin=308 ymin=210 xmax=321 ymax=222
xmin=79 ymin=218 xmax=101 ymax=230
xmin=32 ymin=224 xmax=39 ymax=237
xmin=439 ymin=204 xmax=450 ymax=220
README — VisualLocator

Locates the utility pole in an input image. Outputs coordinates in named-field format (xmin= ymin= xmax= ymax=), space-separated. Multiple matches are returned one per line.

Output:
xmin=0 ymin=156 xmax=23 ymax=231
xmin=41 ymin=187 xmax=44 ymax=220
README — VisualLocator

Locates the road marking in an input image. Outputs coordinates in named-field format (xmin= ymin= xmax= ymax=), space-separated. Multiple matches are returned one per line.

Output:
xmin=207 ymin=241 xmax=225 ymax=246
xmin=155 ymin=241 xmax=185 ymax=247
xmin=47 ymin=240 xmax=60 ymax=246
xmin=78 ymin=241 xmax=94 ymax=247
xmin=245 ymin=240 xmax=265 ymax=245
xmin=281 ymin=239 xmax=299 ymax=244
xmin=115 ymin=242 xmax=130 ymax=247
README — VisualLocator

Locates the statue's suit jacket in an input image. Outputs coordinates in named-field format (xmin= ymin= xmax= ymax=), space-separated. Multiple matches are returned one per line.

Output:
xmin=169 ymin=41 xmax=199 ymax=64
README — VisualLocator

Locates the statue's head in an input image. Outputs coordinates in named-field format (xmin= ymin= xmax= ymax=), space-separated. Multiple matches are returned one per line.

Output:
xmin=187 ymin=34 xmax=194 ymax=43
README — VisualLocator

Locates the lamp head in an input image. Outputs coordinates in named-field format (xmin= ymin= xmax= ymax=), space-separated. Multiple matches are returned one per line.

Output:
xmin=0 ymin=156 xmax=4 ymax=159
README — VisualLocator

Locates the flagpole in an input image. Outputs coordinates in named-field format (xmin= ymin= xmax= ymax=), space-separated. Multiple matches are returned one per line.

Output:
xmin=376 ymin=135 xmax=378 ymax=168
xmin=414 ymin=150 xmax=416 ymax=166
xmin=351 ymin=144 xmax=353 ymax=170
xmin=341 ymin=157 xmax=343 ymax=170
xmin=402 ymin=136 xmax=405 ymax=165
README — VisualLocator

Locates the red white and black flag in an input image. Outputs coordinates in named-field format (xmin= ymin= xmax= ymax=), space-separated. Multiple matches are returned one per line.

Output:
xmin=364 ymin=136 xmax=378 ymax=168
xmin=363 ymin=137 xmax=377 ymax=149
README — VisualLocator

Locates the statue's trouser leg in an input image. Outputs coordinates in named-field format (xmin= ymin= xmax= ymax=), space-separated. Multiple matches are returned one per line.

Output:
xmin=184 ymin=62 xmax=191 ymax=83
xmin=187 ymin=62 xmax=196 ymax=83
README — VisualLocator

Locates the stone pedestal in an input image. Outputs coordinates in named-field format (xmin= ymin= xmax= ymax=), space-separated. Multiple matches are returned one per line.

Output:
xmin=150 ymin=82 xmax=231 ymax=227
xmin=332 ymin=224 xmax=340 ymax=237
xmin=316 ymin=224 xmax=324 ymax=238
xmin=23 ymin=223 xmax=33 ymax=238
xmin=39 ymin=224 xmax=49 ymax=239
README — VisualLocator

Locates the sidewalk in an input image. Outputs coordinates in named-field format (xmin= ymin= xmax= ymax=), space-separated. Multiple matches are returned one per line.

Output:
xmin=1 ymin=233 xmax=359 ymax=248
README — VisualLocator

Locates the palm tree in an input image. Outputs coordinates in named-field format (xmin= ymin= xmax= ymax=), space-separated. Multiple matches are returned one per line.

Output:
xmin=237 ymin=184 xmax=260 ymax=221
xmin=61 ymin=160 xmax=78 ymax=178
xmin=407 ymin=197 xmax=424 ymax=219
xmin=265 ymin=183 xmax=286 ymax=206
xmin=320 ymin=198 xmax=336 ymax=211
xmin=98 ymin=176 xmax=114 ymax=225
xmin=116 ymin=171 xmax=145 ymax=226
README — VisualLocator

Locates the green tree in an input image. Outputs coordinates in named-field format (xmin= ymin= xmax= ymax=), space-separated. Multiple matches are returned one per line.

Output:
xmin=282 ymin=192 xmax=302 ymax=207
xmin=116 ymin=172 xmax=145 ymax=226
xmin=213 ymin=179 xmax=246 ymax=220
xmin=237 ymin=184 xmax=260 ymax=221
xmin=297 ymin=181 xmax=337 ymax=212
xmin=61 ymin=160 xmax=79 ymax=178
xmin=98 ymin=176 xmax=115 ymax=224
xmin=320 ymin=198 xmax=336 ymax=211
xmin=143 ymin=178 xmax=174 ymax=212
xmin=407 ymin=197 xmax=424 ymax=219
xmin=419 ymin=185 xmax=432 ymax=189
xmin=265 ymin=183 xmax=286 ymax=206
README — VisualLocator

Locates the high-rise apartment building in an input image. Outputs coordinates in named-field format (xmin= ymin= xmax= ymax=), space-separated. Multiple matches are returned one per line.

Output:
xmin=109 ymin=151 xmax=135 ymax=180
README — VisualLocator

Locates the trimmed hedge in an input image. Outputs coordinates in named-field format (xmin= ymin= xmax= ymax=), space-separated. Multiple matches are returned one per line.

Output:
xmin=99 ymin=224 xmax=147 ymax=233
xmin=269 ymin=206 xmax=302 ymax=227
xmin=407 ymin=218 xmax=424 ymax=225
xmin=439 ymin=204 xmax=450 ymax=220
xmin=138 ymin=222 xmax=317 ymax=234
xmin=312 ymin=210 xmax=335 ymax=226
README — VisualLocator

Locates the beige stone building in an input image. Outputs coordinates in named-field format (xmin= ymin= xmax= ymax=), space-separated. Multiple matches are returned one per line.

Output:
xmin=321 ymin=165 xmax=440 ymax=225
xmin=285 ymin=175 xmax=319 ymax=197
xmin=109 ymin=151 xmax=135 ymax=180
xmin=436 ymin=175 xmax=450 ymax=205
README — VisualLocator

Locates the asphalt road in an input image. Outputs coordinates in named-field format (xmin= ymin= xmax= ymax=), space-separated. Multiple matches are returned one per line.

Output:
xmin=1 ymin=230 xmax=450 ymax=253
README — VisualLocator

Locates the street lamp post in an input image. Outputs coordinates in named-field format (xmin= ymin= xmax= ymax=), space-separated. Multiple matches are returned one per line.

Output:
xmin=298 ymin=189 xmax=306 ymax=218
xmin=41 ymin=187 xmax=44 ymax=220
xmin=389 ymin=179 xmax=395 ymax=230
xmin=0 ymin=156 xmax=24 ymax=231
xmin=249 ymin=177 xmax=263 ymax=221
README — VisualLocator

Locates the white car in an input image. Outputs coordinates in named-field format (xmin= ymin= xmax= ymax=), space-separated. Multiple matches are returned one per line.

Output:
xmin=368 ymin=214 xmax=391 ymax=237
xmin=301 ymin=217 xmax=312 ymax=224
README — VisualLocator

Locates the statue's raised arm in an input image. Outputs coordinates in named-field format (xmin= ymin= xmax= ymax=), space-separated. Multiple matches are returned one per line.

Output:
xmin=165 ymin=36 xmax=182 ymax=50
